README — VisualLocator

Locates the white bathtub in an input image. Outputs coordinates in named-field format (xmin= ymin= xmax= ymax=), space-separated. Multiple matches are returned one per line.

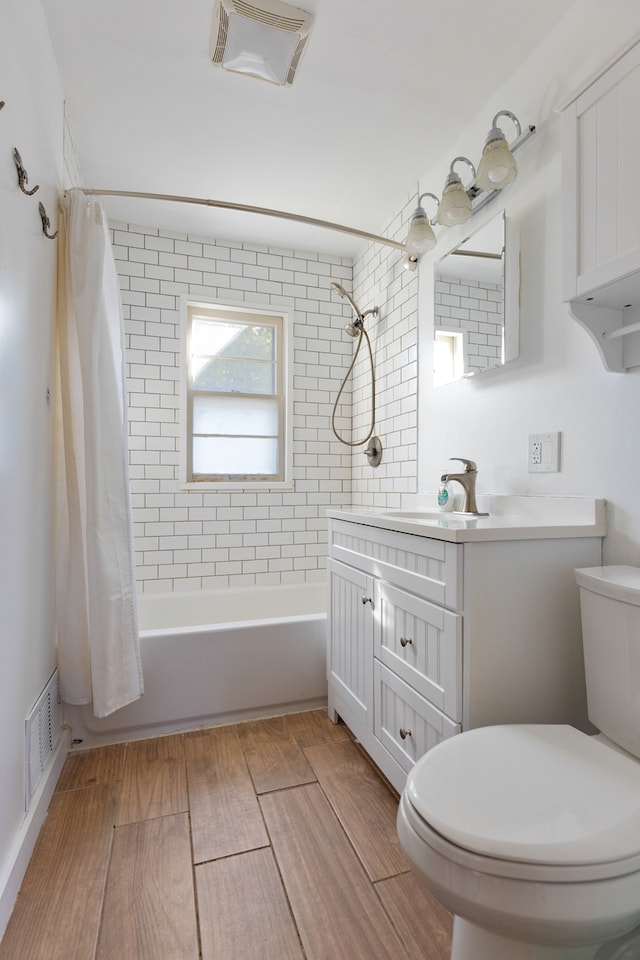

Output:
xmin=62 ymin=582 xmax=328 ymax=747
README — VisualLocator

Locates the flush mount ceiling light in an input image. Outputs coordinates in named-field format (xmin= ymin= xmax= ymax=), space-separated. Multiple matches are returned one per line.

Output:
xmin=210 ymin=0 xmax=314 ymax=86
xmin=404 ymin=109 xmax=536 ymax=267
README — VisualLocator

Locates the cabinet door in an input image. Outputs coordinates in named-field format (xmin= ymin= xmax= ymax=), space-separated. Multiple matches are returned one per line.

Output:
xmin=374 ymin=662 xmax=460 ymax=775
xmin=327 ymin=558 xmax=374 ymax=730
xmin=564 ymin=41 xmax=640 ymax=299
xmin=374 ymin=581 xmax=461 ymax=722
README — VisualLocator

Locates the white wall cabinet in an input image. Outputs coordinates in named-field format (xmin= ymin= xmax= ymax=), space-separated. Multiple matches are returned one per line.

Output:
xmin=562 ymin=39 xmax=640 ymax=371
xmin=328 ymin=516 xmax=602 ymax=793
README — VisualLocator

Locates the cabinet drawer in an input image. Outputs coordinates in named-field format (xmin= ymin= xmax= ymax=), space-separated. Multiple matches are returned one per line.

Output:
xmin=374 ymin=662 xmax=460 ymax=775
xmin=374 ymin=581 xmax=461 ymax=722
xmin=329 ymin=518 xmax=461 ymax=610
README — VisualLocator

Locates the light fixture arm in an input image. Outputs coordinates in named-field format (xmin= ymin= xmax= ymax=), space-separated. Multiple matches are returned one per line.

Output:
xmin=489 ymin=110 xmax=522 ymax=143
xmin=414 ymin=191 xmax=440 ymax=223
xmin=447 ymin=156 xmax=476 ymax=186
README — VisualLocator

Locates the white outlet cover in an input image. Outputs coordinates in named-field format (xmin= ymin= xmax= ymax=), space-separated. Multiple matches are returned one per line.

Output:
xmin=528 ymin=432 xmax=561 ymax=473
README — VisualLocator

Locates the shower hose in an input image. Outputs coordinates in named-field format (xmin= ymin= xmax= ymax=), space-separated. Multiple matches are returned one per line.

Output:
xmin=331 ymin=325 xmax=376 ymax=447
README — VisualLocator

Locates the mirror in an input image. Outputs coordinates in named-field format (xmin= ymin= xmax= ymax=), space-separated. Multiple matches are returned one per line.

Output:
xmin=433 ymin=210 xmax=519 ymax=386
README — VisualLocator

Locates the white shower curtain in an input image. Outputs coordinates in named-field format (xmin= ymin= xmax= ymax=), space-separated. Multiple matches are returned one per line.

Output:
xmin=54 ymin=189 xmax=143 ymax=718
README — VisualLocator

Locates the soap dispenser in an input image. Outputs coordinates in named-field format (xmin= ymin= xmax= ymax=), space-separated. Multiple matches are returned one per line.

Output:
xmin=437 ymin=480 xmax=455 ymax=512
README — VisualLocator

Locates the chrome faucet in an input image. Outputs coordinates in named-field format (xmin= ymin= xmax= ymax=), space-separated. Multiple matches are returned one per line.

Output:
xmin=440 ymin=458 xmax=489 ymax=516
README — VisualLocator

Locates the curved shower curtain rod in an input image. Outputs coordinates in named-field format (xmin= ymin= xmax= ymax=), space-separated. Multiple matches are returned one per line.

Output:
xmin=79 ymin=188 xmax=408 ymax=253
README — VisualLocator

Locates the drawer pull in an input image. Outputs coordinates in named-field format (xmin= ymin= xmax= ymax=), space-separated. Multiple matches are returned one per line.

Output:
xmin=399 ymin=727 xmax=412 ymax=740
xmin=399 ymin=635 xmax=413 ymax=647
xmin=361 ymin=595 xmax=373 ymax=606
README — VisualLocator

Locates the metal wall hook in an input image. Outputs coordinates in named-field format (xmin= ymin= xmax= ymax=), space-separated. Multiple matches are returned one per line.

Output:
xmin=38 ymin=202 xmax=58 ymax=240
xmin=13 ymin=147 xmax=39 ymax=195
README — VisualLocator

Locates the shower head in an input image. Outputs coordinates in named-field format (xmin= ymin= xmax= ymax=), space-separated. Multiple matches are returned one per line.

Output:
xmin=343 ymin=320 xmax=362 ymax=338
xmin=330 ymin=282 xmax=363 ymax=323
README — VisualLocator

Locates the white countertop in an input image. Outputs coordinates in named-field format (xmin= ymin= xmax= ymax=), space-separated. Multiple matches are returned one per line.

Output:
xmin=327 ymin=497 xmax=607 ymax=543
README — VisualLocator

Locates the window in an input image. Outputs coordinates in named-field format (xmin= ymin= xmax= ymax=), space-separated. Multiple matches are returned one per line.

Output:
xmin=182 ymin=301 xmax=287 ymax=484
xmin=433 ymin=330 xmax=464 ymax=387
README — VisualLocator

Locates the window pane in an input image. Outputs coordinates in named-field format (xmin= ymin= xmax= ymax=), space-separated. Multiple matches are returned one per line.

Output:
xmin=192 ymin=356 xmax=275 ymax=393
xmin=190 ymin=320 xmax=242 ymax=357
xmin=193 ymin=395 xmax=278 ymax=436
xmin=191 ymin=318 xmax=275 ymax=361
xmin=193 ymin=436 xmax=279 ymax=476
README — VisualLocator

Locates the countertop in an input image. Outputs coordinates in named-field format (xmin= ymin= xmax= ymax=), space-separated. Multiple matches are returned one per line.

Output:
xmin=327 ymin=497 xmax=607 ymax=543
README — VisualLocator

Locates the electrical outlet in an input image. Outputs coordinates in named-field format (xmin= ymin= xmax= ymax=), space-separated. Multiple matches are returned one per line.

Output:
xmin=530 ymin=438 xmax=542 ymax=465
xmin=528 ymin=432 xmax=561 ymax=473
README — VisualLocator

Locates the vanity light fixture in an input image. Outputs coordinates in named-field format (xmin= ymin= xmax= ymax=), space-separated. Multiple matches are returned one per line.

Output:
xmin=210 ymin=0 xmax=314 ymax=86
xmin=405 ymin=109 xmax=535 ymax=266
xmin=475 ymin=111 xmax=520 ymax=191
xmin=437 ymin=157 xmax=476 ymax=227
xmin=406 ymin=192 xmax=439 ymax=256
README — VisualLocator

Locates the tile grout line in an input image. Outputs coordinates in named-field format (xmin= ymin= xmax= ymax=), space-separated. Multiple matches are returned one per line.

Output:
xmin=181 ymin=733 xmax=206 ymax=960
xmin=253 ymin=801 xmax=310 ymax=960
xmin=91 ymin=742 xmax=127 ymax=960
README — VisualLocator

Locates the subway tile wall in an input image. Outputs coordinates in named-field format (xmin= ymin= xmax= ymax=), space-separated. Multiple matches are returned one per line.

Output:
xmin=349 ymin=194 xmax=419 ymax=505
xmin=111 ymin=223 xmax=355 ymax=593
xmin=435 ymin=275 xmax=503 ymax=374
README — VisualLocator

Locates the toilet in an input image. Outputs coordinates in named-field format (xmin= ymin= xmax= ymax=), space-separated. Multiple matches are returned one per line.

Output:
xmin=397 ymin=566 xmax=640 ymax=960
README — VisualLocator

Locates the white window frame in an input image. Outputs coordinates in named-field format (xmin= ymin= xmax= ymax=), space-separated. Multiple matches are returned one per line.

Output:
xmin=180 ymin=296 xmax=293 ymax=489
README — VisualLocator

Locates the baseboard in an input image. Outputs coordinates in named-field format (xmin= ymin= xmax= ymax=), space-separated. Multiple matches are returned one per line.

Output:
xmin=63 ymin=696 xmax=328 ymax=748
xmin=0 ymin=731 xmax=69 ymax=939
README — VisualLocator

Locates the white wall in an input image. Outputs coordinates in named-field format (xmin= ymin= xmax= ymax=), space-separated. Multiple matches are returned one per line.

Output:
xmin=0 ymin=0 xmax=63 ymax=934
xmin=408 ymin=2 xmax=640 ymax=564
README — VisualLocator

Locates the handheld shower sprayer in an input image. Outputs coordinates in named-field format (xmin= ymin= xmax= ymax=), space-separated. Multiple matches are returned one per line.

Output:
xmin=329 ymin=282 xmax=382 ymax=465
xmin=330 ymin=281 xmax=378 ymax=337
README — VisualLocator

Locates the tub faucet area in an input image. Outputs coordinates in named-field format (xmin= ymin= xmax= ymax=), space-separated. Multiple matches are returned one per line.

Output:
xmin=440 ymin=458 xmax=489 ymax=516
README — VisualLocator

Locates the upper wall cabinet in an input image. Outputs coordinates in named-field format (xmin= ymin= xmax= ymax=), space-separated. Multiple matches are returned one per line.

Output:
xmin=562 ymin=39 xmax=640 ymax=371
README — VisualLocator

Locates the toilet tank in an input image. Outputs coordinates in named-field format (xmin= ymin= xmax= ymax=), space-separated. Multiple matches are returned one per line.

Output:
xmin=575 ymin=565 xmax=640 ymax=759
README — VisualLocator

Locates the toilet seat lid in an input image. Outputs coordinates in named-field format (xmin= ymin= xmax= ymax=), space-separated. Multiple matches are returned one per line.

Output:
xmin=406 ymin=725 xmax=640 ymax=866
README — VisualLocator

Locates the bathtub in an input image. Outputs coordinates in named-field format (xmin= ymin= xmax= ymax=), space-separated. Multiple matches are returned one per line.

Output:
xmin=62 ymin=582 xmax=328 ymax=747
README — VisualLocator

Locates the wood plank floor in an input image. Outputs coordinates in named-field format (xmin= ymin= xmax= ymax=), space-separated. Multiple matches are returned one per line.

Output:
xmin=0 ymin=710 xmax=452 ymax=960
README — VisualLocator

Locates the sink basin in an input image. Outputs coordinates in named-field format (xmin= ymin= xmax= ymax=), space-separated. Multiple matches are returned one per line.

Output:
xmin=382 ymin=510 xmax=444 ymax=520
xmin=382 ymin=510 xmax=489 ymax=521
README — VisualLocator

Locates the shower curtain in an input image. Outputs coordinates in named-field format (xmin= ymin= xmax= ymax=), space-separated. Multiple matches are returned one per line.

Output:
xmin=54 ymin=188 xmax=143 ymax=718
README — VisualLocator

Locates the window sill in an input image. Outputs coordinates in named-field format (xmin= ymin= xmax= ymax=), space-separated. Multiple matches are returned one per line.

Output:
xmin=180 ymin=480 xmax=295 ymax=491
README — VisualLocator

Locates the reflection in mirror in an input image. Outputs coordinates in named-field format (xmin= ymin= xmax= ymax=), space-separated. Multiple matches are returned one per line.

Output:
xmin=434 ymin=211 xmax=518 ymax=386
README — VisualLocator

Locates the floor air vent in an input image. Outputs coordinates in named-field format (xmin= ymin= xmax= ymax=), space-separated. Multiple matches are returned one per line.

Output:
xmin=25 ymin=670 xmax=62 ymax=811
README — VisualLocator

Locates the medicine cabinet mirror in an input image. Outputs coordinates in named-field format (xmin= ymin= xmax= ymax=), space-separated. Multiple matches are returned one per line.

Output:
xmin=433 ymin=210 xmax=519 ymax=387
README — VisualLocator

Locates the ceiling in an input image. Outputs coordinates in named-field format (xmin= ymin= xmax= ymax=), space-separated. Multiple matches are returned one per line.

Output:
xmin=41 ymin=0 xmax=577 ymax=258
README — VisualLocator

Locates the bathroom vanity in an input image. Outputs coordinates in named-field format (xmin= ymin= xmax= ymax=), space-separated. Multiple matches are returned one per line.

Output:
xmin=327 ymin=500 xmax=605 ymax=792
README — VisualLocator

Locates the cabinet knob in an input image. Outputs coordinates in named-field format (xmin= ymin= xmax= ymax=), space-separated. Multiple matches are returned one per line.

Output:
xmin=399 ymin=636 xmax=413 ymax=647
xmin=361 ymin=595 xmax=373 ymax=606
xmin=399 ymin=728 xmax=412 ymax=740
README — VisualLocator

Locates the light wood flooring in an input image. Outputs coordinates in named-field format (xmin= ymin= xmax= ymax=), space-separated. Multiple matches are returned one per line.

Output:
xmin=0 ymin=710 xmax=452 ymax=960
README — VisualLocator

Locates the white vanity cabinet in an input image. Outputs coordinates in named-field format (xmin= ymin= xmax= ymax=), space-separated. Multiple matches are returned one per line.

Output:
xmin=327 ymin=512 xmax=603 ymax=793
xmin=328 ymin=522 xmax=462 ymax=781
xmin=562 ymin=39 xmax=640 ymax=371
